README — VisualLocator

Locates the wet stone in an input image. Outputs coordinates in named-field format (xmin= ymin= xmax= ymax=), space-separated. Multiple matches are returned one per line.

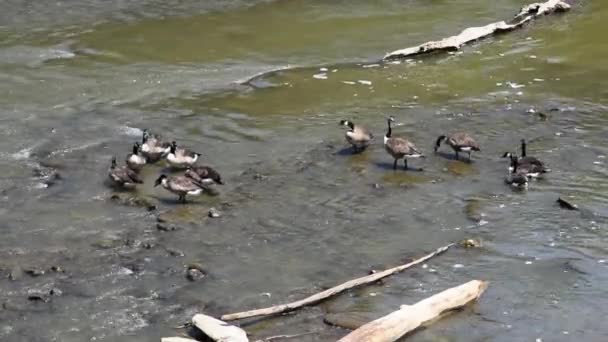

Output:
xmin=166 ymin=248 xmax=185 ymax=257
xmin=186 ymin=263 xmax=207 ymax=281
xmin=92 ymin=237 xmax=123 ymax=249
xmin=157 ymin=223 xmax=179 ymax=232
xmin=24 ymin=268 xmax=45 ymax=277
xmin=324 ymin=311 xmax=375 ymax=330
xmin=208 ymin=207 xmax=221 ymax=218
xmin=186 ymin=268 xmax=205 ymax=281
xmin=9 ymin=267 xmax=22 ymax=281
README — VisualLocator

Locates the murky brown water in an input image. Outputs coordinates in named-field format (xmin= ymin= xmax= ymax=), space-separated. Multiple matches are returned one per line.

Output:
xmin=1 ymin=1 xmax=607 ymax=341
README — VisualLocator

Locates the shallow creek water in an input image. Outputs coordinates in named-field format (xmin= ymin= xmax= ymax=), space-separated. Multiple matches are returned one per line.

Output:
xmin=1 ymin=1 xmax=607 ymax=341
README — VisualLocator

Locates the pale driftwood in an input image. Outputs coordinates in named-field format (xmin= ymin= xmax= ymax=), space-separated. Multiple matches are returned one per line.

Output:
xmin=192 ymin=314 xmax=249 ymax=342
xmin=338 ymin=280 xmax=488 ymax=342
xmin=253 ymin=332 xmax=318 ymax=342
xmin=161 ymin=338 xmax=199 ymax=342
xmin=384 ymin=0 xmax=570 ymax=60
xmin=221 ymin=243 xmax=454 ymax=321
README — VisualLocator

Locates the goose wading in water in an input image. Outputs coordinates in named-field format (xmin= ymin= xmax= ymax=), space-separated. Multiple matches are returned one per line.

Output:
xmin=140 ymin=129 xmax=171 ymax=163
xmin=185 ymin=165 xmax=224 ymax=186
xmin=384 ymin=116 xmax=425 ymax=170
xmin=339 ymin=119 xmax=373 ymax=152
xmin=125 ymin=142 xmax=147 ymax=171
xmin=506 ymin=153 xmax=548 ymax=178
xmin=166 ymin=141 xmax=201 ymax=169
xmin=502 ymin=139 xmax=551 ymax=173
xmin=434 ymin=132 xmax=480 ymax=161
xmin=108 ymin=156 xmax=143 ymax=188
xmin=505 ymin=157 xmax=529 ymax=189
xmin=154 ymin=174 xmax=206 ymax=203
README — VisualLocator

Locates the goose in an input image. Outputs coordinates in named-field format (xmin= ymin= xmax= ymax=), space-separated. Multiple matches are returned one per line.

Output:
xmin=185 ymin=166 xmax=224 ymax=185
xmin=125 ymin=142 xmax=147 ymax=171
xmin=154 ymin=174 xmax=206 ymax=203
xmin=140 ymin=129 xmax=171 ymax=163
xmin=501 ymin=139 xmax=550 ymax=172
xmin=384 ymin=116 xmax=424 ymax=170
xmin=166 ymin=141 xmax=201 ymax=169
xmin=108 ymin=156 xmax=143 ymax=188
xmin=434 ymin=132 xmax=480 ymax=160
xmin=340 ymin=120 xmax=373 ymax=152
xmin=505 ymin=171 xmax=529 ymax=189
xmin=508 ymin=154 xmax=546 ymax=178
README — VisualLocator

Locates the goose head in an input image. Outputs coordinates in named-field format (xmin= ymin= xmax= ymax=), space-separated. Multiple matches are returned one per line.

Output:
xmin=434 ymin=135 xmax=447 ymax=152
xmin=340 ymin=120 xmax=354 ymax=130
xmin=111 ymin=156 xmax=117 ymax=169
xmin=154 ymin=174 xmax=167 ymax=187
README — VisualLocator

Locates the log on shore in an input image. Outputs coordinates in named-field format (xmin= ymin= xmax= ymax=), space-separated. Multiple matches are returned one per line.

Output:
xmin=384 ymin=0 xmax=570 ymax=60
xmin=192 ymin=314 xmax=249 ymax=342
xmin=161 ymin=338 xmax=200 ymax=342
xmin=221 ymin=243 xmax=454 ymax=322
xmin=338 ymin=280 xmax=488 ymax=342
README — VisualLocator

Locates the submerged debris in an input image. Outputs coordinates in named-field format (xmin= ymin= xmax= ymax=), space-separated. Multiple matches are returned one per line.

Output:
xmin=459 ymin=238 xmax=482 ymax=249
xmin=208 ymin=207 xmax=221 ymax=218
xmin=557 ymin=197 xmax=578 ymax=211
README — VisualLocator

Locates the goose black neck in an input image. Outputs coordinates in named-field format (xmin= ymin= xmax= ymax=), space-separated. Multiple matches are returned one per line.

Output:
xmin=511 ymin=155 xmax=519 ymax=172
xmin=521 ymin=140 xmax=527 ymax=157
xmin=132 ymin=145 xmax=138 ymax=154
xmin=386 ymin=119 xmax=392 ymax=138
xmin=435 ymin=135 xmax=446 ymax=149
xmin=170 ymin=142 xmax=177 ymax=154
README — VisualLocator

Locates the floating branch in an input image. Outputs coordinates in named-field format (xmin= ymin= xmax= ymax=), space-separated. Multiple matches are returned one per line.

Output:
xmin=338 ymin=280 xmax=488 ymax=342
xmin=221 ymin=243 xmax=454 ymax=322
xmin=384 ymin=0 xmax=570 ymax=60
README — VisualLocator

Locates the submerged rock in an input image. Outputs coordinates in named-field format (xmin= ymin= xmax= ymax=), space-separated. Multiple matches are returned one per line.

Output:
xmin=557 ymin=197 xmax=579 ymax=211
xmin=459 ymin=238 xmax=482 ymax=249
xmin=186 ymin=263 xmax=207 ymax=281
xmin=110 ymin=194 xmax=157 ymax=211
xmin=208 ymin=208 xmax=221 ymax=218
xmin=157 ymin=223 xmax=179 ymax=232
xmin=9 ymin=267 xmax=23 ymax=281
xmin=23 ymin=268 xmax=45 ymax=277
xmin=324 ymin=311 xmax=374 ymax=330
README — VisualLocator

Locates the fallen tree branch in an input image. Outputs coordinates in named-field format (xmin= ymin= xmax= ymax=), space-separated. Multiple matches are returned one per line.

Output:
xmin=221 ymin=243 xmax=454 ymax=321
xmin=384 ymin=0 xmax=570 ymax=60
xmin=161 ymin=338 xmax=199 ymax=342
xmin=240 ymin=0 xmax=572 ymax=85
xmin=253 ymin=332 xmax=318 ymax=342
xmin=338 ymin=280 xmax=488 ymax=342
xmin=192 ymin=314 xmax=249 ymax=342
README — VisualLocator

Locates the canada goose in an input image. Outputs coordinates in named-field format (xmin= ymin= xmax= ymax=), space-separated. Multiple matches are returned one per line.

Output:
xmin=339 ymin=120 xmax=373 ymax=152
xmin=126 ymin=142 xmax=147 ymax=171
xmin=154 ymin=174 xmax=206 ymax=203
xmin=384 ymin=116 xmax=424 ymax=170
xmin=140 ymin=129 xmax=171 ymax=163
xmin=508 ymin=154 xmax=547 ymax=178
xmin=434 ymin=132 xmax=480 ymax=160
xmin=166 ymin=141 xmax=201 ymax=169
xmin=108 ymin=156 xmax=143 ymax=188
xmin=185 ymin=166 xmax=224 ymax=185
xmin=505 ymin=172 xmax=529 ymax=189
xmin=501 ymin=139 xmax=550 ymax=172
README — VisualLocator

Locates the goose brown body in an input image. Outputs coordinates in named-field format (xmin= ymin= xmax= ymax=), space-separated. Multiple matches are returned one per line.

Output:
xmin=185 ymin=166 xmax=223 ymax=185
xmin=384 ymin=117 xmax=424 ymax=170
xmin=154 ymin=174 xmax=205 ymax=203
xmin=434 ymin=132 xmax=480 ymax=160
xmin=340 ymin=120 xmax=373 ymax=151
xmin=109 ymin=156 xmax=143 ymax=188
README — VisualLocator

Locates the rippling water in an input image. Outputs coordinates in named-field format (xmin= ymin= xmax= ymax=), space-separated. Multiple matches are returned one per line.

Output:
xmin=1 ymin=0 xmax=607 ymax=341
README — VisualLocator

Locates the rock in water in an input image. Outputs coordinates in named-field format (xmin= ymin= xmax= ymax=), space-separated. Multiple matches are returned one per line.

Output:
xmin=208 ymin=207 xmax=221 ymax=218
xmin=323 ymin=311 xmax=375 ymax=330
xmin=557 ymin=197 xmax=578 ymax=210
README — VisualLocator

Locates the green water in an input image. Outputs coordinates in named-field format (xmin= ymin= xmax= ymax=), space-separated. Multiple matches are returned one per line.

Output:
xmin=0 ymin=1 xmax=607 ymax=341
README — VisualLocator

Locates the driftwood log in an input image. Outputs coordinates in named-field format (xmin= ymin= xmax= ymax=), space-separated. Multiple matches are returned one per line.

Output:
xmin=221 ymin=243 xmax=453 ymax=321
xmin=384 ymin=0 xmax=570 ymax=60
xmin=161 ymin=338 xmax=200 ymax=342
xmin=338 ymin=280 xmax=488 ymax=342
xmin=242 ymin=0 xmax=571 ymax=86
xmin=192 ymin=314 xmax=249 ymax=342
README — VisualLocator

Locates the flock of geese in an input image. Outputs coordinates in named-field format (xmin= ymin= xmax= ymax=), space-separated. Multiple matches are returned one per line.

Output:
xmin=108 ymin=117 xmax=551 ymax=204
xmin=108 ymin=129 xmax=223 ymax=203
xmin=342 ymin=116 xmax=550 ymax=188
